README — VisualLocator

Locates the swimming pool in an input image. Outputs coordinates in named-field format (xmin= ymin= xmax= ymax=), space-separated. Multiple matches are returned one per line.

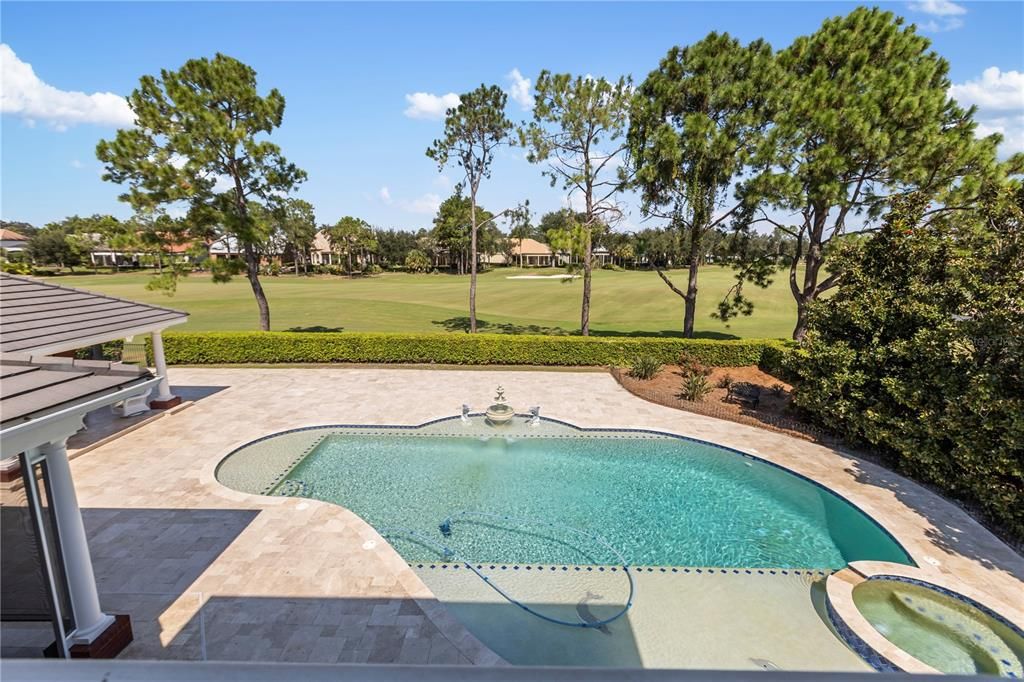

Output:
xmin=217 ymin=416 xmax=910 ymax=570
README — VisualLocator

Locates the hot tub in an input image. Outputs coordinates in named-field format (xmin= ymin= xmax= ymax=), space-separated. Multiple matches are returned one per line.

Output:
xmin=827 ymin=563 xmax=1024 ymax=677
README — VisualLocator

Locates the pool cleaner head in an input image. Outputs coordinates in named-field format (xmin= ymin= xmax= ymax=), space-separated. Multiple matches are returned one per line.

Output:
xmin=439 ymin=518 xmax=453 ymax=538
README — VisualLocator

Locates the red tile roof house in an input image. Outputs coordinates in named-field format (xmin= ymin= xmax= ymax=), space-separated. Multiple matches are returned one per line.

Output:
xmin=0 ymin=228 xmax=30 ymax=255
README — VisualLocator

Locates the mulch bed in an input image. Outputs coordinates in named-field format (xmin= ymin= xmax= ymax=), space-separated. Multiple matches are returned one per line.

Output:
xmin=612 ymin=364 xmax=837 ymax=445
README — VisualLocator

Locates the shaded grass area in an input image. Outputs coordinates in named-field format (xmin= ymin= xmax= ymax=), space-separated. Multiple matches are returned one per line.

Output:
xmin=44 ymin=266 xmax=799 ymax=338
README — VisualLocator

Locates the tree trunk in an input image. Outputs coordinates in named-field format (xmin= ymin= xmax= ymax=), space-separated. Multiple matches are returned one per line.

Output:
xmin=792 ymin=298 xmax=810 ymax=342
xmin=789 ymin=208 xmax=828 ymax=341
xmin=243 ymin=242 xmax=271 ymax=331
xmin=581 ymin=230 xmax=593 ymax=336
xmin=347 ymin=249 xmax=353 ymax=278
xmin=682 ymin=236 xmax=702 ymax=338
xmin=469 ymin=194 xmax=478 ymax=333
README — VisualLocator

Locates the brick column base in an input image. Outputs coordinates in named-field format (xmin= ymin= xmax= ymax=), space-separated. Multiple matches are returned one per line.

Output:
xmin=45 ymin=614 xmax=133 ymax=658
xmin=149 ymin=396 xmax=182 ymax=410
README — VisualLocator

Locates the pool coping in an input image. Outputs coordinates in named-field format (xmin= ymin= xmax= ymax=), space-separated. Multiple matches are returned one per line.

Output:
xmin=825 ymin=561 xmax=1024 ymax=674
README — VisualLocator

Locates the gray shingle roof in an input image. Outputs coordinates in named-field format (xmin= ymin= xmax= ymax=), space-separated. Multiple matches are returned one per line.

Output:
xmin=0 ymin=274 xmax=187 ymax=354
xmin=0 ymin=354 xmax=154 ymax=428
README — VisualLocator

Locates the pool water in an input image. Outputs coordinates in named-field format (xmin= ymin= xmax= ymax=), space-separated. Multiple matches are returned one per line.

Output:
xmin=853 ymin=579 xmax=1024 ymax=676
xmin=267 ymin=423 xmax=910 ymax=569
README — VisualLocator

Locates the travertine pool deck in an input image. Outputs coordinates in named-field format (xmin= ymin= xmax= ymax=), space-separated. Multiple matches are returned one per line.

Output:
xmin=12 ymin=367 xmax=1024 ymax=666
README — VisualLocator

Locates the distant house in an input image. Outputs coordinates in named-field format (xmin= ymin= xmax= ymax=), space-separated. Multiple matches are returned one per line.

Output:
xmin=592 ymin=246 xmax=612 ymax=266
xmin=309 ymin=229 xmax=377 ymax=269
xmin=310 ymin=230 xmax=336 ymax=266
xmin=507 ymin=238 xmax=556 ymax=267
xmin=0 ymin=229 xmax=29 ymax=254
xmin=208 ymin=236 xmax=243 ymax=261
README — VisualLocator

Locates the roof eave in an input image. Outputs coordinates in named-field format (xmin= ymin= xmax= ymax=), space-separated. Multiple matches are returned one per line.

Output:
xmin=7 ymin=316 xmax=189 ymax=357
xmin=0 ymin=375 xmax=162 ymax=457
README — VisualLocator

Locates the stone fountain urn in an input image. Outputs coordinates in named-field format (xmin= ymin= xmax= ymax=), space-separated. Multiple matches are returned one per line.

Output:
xmin=485 ymin=386 xmax=515 ymax=425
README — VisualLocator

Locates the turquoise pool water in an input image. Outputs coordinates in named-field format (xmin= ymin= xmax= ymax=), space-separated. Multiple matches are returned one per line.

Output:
xmin=259 ymin=422 xmax=910 ymax=569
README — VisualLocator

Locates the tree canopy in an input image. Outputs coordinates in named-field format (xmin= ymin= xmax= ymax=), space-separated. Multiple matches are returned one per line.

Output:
xmin=426 ymin=84 xmax=515 ymax=332
xmin=521 ymin=71 xmax=632 ymax=335
xmin=96 ymin=53 xmax=306 ymax=330
xmin=629 ymin=33 xmax=775 ymax=337
xmin=740 ymin=7 xmax=1013 ymax=339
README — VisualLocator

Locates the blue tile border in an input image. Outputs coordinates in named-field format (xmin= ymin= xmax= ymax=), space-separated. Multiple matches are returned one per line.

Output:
xmin=826 ymin=597 xmax=902 ymax=672
xmin=215 ymin=413 xmax=915 ymax=568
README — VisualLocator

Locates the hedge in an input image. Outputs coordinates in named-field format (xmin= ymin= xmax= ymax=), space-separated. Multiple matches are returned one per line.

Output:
xmin=160 ymin=331 xmax=792 ymax=368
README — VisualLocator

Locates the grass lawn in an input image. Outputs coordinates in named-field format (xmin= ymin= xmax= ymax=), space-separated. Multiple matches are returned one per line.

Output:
xmin=45 ymin=266 xmax=800 ymax=339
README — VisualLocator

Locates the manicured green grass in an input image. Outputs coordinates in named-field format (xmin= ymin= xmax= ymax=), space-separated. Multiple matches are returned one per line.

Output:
xmin=45 ymin=266 xmax=800 ymax=338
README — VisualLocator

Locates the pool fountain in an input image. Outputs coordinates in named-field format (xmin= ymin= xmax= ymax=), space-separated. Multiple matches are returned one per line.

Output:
xmin=485 ymin=385 xmax=515 ymax=425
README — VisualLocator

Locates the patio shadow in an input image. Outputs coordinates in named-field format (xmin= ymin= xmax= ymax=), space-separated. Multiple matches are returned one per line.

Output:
xmin=842 ymin=459 xmax=1024 ymax=580
xmin=160 ymin=594 xmax=642 ymax=666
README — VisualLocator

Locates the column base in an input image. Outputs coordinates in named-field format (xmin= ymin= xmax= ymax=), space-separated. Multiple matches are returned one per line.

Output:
xmin=149 ymin=396 xmax=182 ymax=410
xmin=45 ymin=614 xmax=133 ymax=658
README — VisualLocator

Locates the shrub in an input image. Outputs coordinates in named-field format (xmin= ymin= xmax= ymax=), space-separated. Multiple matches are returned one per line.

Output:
xmin=678 ymin=373 xmax=713 ymax=401
xmin=365 ymin=263 xmax=383 ymax=275
xmin=601 ymin=262 xmax=624 ymax=271
xmin=757 ymin=341 xmax=798 ymax=379
xmin=791 ymin=191 xmax=1024 ymax=540
xmin=161 ymin=331 xmax=787 ymax=368
xmin=1 ymin=261 xmax=31 ymax=275
xmin=628 ymin=356 xmax=662 ymax=380
xmin=404 ymin=250 xmax=431 ymax=273
xmin=678 ymin=353 xmax=712 ymax=377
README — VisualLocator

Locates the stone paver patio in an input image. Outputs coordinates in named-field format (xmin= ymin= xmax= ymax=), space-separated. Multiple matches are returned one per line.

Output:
xmin=7 ymin=366 xmax=1022 ymax=665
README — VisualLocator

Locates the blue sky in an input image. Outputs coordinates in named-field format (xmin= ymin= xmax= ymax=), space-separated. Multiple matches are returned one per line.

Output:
xmin=2 ymin=1 xmax=1022 ymax=231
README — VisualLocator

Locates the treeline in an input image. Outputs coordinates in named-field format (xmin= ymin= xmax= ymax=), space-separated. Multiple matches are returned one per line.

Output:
xmin=5 ymin=7 xmax=1020 ymax=338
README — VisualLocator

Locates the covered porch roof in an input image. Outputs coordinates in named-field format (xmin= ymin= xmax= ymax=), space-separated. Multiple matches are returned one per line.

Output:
xmin=0 ymin=274 xmax=187 ymax=356
xmin=0 ymin=355 xmax=156 ymax=437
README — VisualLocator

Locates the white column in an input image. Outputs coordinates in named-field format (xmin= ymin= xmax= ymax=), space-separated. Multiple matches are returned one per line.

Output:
xmin=150 ymin=330 xmax=173 ymax=402
xmin=40 ymin=440 xmax=115 ymax=644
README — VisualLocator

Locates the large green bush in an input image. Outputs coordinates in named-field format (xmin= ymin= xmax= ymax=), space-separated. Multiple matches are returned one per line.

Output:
xmin=162 ymin=331 xmax=786 ymax=368
xmin=791 ymin=190 xmax=1024 ymax=540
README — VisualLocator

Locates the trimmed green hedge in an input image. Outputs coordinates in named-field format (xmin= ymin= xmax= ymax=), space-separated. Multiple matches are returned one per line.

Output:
xmin=161 ymin=331 xmax=790 ymax=368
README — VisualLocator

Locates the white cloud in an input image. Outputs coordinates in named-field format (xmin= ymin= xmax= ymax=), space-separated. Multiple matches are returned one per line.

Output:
xmin=70 ymin=159 xmax=83 ymax=169
xmin=908 ymin=1 xmax=967 ymax=31
xmin=403 ymin=92 xmax=460 ymax=120
xmin=506 ymin=68 xmax=533 ymax=111
xmin=949 ymin=67 xmax=1024 ymax=111
xmin=918 ymin=17 xmax=964 ymax=32
xmin=402 ymin=193 xmax=441 ymax=215
xmin=976 ymin=115 xmax=1024 ymax=155
xmin=433 ymin=174 xmax=452 ymax=189
xmin=379 ymin=186 xmax=392 ymax=203
xmin=0 ymin=43 xmax=134 ymax=130
xmin=950 ymin=68 xmax=1024 ymax=158
xmin=909 ymin=0 xmax=966 ymax=16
